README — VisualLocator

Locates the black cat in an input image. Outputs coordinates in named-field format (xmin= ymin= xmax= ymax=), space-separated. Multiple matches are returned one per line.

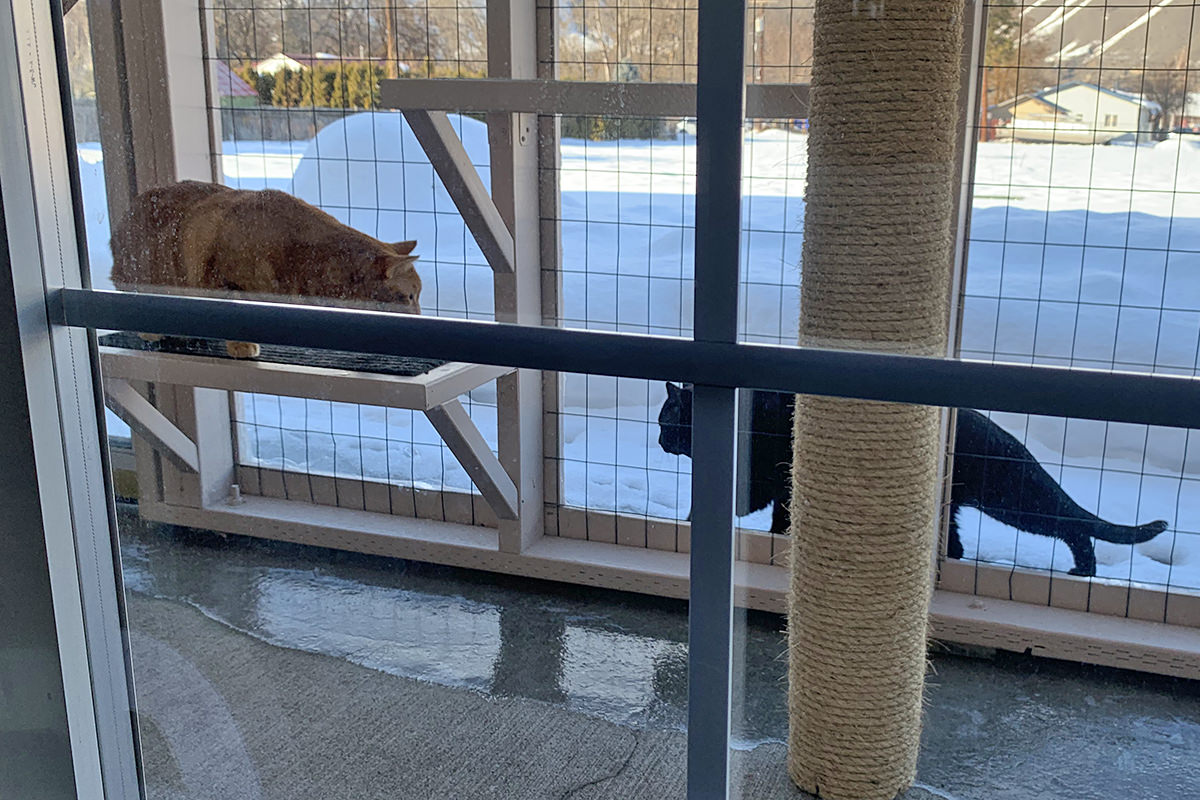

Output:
xmin=657 ymin=383 xmax=1169 ymax=576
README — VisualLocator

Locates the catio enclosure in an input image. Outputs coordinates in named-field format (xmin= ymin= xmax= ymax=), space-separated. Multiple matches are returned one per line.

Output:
xmin=67 ymin=0 xmax=1200 ymax=677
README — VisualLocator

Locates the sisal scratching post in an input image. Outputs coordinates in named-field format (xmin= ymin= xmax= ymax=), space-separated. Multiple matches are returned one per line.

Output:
xmin=787 ymin=2 xmax=964 ymax=799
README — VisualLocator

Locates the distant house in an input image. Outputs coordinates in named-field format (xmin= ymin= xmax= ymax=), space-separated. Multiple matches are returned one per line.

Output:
xmin=215 ymin=61 xmax=258 ymax=108
xmin=992 ymin=81 xmax=1162 ymax=144
xmin=990 ymin=94 xmax=1074 ymax=128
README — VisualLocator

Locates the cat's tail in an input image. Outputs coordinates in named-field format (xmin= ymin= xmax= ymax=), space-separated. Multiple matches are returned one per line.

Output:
xmin=977 ymin=501 xmax=1168 ymax=546
xmin=1091 ymin=518 xmax=1169 ymax=545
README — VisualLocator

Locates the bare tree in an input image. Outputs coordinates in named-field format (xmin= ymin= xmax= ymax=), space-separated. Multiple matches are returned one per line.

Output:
xmin=750 ymin=2 xmax=812 ymax=84
xmin=1137 ymin=48 xmax=1192 ymax=133
xmin=983 ymin=5 xmax=1054 ymax=106
xmin=555 ymin=1 xmax=811 ymax=85
xmin=385 ymin=1 xmax=400 ymax=78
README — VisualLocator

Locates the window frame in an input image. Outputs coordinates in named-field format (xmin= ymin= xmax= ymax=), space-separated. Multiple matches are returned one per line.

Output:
xmin=7 ymin=1 xmax=1200 ymax=799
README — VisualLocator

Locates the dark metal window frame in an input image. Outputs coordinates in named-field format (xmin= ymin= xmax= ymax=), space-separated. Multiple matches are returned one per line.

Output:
xmin=9 ymin=1 xmax=1200 ymax=799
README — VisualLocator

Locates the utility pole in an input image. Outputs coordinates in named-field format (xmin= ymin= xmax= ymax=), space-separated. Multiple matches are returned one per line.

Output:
xmin=385 ymin=2 xmax=399 ymax=79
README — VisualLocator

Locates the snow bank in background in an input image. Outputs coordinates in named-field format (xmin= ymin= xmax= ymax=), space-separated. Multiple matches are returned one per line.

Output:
xmin=77 ymin=117 xmax=1200 ymax=588
xmin=291 ymin=114 xmax=496 ymax=321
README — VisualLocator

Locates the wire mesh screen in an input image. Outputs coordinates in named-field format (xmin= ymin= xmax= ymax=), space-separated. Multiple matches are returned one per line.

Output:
xmin=946 ymin=410 xmax=1199 ymax=608
xmin=551 ymin=1 xmax=699 ymax=82
xmin=235 ymin=384 xmax=500 ymax=525
xmin=544 ymin=2 xmax=812 ymax=559
xmin=205 ymin=0 xmax=499 ymax=523
xmin=947 ymin=1 xmax=1200 ymax=618
xmin=548 ymin=1 xmax=811 ymax=84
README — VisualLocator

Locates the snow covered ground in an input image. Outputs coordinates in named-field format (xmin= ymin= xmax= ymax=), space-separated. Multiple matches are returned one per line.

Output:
xmin=78 ymin=113 xmax=1200 ymax=589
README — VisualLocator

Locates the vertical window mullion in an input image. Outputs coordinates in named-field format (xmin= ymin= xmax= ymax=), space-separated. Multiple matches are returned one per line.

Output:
xmin=687 ymin=1 xmax=746 ymax=798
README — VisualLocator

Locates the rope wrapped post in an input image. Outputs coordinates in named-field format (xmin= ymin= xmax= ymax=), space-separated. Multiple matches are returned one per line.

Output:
xmin=787 ymin=2 xmax=965 ymax=799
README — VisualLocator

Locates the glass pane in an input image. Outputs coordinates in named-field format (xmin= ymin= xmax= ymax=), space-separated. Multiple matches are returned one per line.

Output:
xmin=84 ymin=1 xmax=490 ymax=320
xmin=552 ymin=111 xmax=806 ymax=344
xmin=727 ymin=395 xmax=1200 ymax=797
xmin=60 ymin=0 xmax=140 ymax=449
xmin=552 ymin=0 xmax=699 ymax=84
xmin=966 ymin=1 xmax=1200 ymax=376
xmin=555 ymin=119 xmax=696 ymax=336
xmin=104 ymin=107 xmax=492 ymax=322
xmin=949 ymin=410 xmax=1197 ymax=591
xmin=100 ymin=349 xmax=687 ymax=795
xmin=726 ymin=1 xmax=1200 ymax=384
xmin=232 ymin=377 xmax=497 ymax=523
xmin=551 ymin=373 xmax=690 ymax=530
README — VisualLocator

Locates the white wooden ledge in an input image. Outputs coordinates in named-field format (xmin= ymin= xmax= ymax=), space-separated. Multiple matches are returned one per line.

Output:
xmin=100 ymin=346 xmax=518 ymax=518
xmin=99 ymin=346 xmax=512 ymax=411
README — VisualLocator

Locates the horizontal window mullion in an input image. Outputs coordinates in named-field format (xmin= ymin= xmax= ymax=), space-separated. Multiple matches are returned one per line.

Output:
xmin=55 ymin=287 xmax=1200 ymax=430
xmin=378 ymin=78 xmax=808 ymax=119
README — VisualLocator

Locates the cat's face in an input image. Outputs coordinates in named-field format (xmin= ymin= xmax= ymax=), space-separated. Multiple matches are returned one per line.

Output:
xmin=377 ymin=240 xmax=422 ymax=312
xmin=353 ymin=240 xmax=422 ymax=313
xmin=657 ymin=382 xmax=693 ymax=457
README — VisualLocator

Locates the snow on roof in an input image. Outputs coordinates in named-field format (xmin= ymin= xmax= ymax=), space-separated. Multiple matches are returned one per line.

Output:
xmin=254 ymin=52 xmax=407 ymax=74
xmin=1037 ymin=81 xmax=1162 ymax=113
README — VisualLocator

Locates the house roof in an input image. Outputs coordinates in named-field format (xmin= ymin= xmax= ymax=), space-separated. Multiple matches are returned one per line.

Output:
xmin=991 ymin=93 xmax=1072 ymax=116
xmin=215 ymin=61 xmax=256 ymax=98
xmin=1037 ymin=81 xmax=1162 ymax=114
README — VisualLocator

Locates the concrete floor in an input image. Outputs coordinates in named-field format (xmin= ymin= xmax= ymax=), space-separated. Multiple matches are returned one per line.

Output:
xmin=118 ymin=505 xmax=1200 ymax=799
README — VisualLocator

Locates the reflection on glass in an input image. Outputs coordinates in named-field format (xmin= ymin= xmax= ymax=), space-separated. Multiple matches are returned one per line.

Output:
xmin=118 ymin=500 xmax=694 ymax=796
xmin=104 ymin=337 xmax=688 ymax=795
xmin=103 ymin=112 xmax=493 ymax=324
xmin=730 ymin=399 xmax=1200 ymax=799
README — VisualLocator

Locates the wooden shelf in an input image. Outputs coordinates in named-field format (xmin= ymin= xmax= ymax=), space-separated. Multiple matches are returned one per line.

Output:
xmin=99 ymin=345 xmax=513 ymax=411
xmin=101 ymin=346 xmax=520 ymax=520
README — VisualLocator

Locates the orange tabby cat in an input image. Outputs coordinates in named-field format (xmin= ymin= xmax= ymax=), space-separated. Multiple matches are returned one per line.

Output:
xmin=110 ymin=180 xmax=421 ymax=358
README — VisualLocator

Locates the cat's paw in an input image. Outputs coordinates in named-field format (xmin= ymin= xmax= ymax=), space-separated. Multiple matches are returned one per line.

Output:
xmin=225 ymin=340 xmax=260 ymax=359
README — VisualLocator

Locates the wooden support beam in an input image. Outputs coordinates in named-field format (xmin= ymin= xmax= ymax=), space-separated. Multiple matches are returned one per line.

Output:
xmin=535 ymin=0 xmax=564 ymax=531
xmin=382 ymin=79 xmax=810 ymax=120
xmin=403 ymin=109 xmax=516 ymax=274
xmin=86 ymin=0 xmax=138 ymax=224
xmin=488 ymin=0 xmax=544 ymax=554
xmin=190 ymin=387 xmax=236 ymax=508
xmin=102 ymin=378 xmax=198 ymax=473
xmin=425 ymin=399 xmax=519 ymax=521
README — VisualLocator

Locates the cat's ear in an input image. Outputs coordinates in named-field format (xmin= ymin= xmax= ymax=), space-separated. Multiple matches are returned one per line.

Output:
xmin=378 ymin=252 xmax=420 ymax=280
xmin=392 ymin=240 xmax=418 ymax=255
xmin=665 ymin=382 xmax=679 ymax=399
